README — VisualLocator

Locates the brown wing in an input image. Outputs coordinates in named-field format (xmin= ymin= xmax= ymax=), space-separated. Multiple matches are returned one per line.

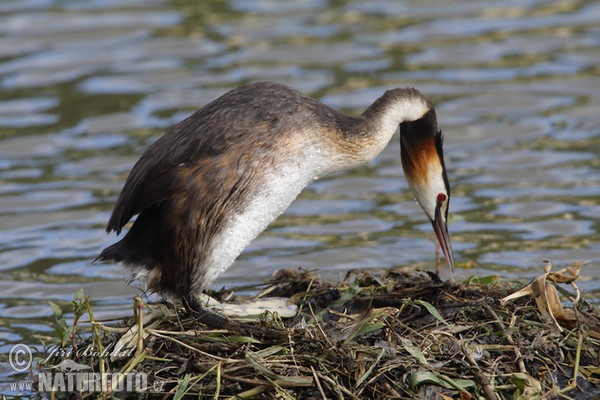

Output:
xmin=106 ymin=106 xmax=234 ymax=234
xmin=106 ymin=82 xmax=334 ymax=235
xmin=107 ymin=84 xmax=284 ymax=234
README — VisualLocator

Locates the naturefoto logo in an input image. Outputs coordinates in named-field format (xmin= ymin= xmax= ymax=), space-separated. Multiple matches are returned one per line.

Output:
xmin=37 ymin=371 xmax=147 ymax=393
xmin=8 ymin=343 xmax=153 ymax=393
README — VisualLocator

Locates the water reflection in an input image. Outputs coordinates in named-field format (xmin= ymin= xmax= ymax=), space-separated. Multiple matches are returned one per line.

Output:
xmin=0 ymin=0 xmax=599 ymax=389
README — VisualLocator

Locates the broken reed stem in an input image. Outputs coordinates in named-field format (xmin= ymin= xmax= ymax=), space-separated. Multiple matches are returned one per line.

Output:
xmin=110 ymin=349 xmax=146 ymax=394
xmin=120 ymin=348 xmax=147 ymax=375
xmin=214 ymin=362 xmax=221 ymax=400
xmin=98 ymin=298 xmax=148 ymax=397
xmin=92 ymin=323 xmax=130 ymax=334
xmin=85 ymin=298 xmax=106 ymax=382
xmin=147 ymin=328 xmax=228 ymax=336
xmin=135 ymin=296 xmax=144 ymax=356
xmin=227 ymin=385 xmax=269 ymax=399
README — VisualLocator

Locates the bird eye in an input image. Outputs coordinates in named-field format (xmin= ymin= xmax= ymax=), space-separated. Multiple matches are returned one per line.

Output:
xmin=436 ymin=193 xmax=447 ymax=204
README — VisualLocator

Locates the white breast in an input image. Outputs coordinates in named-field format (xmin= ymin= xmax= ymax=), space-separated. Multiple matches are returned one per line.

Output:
xmin=192 ymin=146 xmax=323 ymax=293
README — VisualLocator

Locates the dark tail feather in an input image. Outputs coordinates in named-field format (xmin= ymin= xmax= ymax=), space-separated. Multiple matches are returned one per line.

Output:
xmin=94 ymin=205 xmax=163 ymax=270
xmin=95 ymin=241 xmax=126 ymax=263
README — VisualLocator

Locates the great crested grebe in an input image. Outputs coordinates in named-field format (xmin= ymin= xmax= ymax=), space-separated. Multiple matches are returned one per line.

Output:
xmin=98 ymin=81 xmax=454 ymax=324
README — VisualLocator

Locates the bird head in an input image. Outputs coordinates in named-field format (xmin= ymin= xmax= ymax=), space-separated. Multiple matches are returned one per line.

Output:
xmin=400 ymin=107 xmax=455 ymax=271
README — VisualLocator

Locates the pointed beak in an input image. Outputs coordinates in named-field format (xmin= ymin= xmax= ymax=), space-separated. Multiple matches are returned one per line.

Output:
xmin=431 ymin=204 xmax=455 ymax=271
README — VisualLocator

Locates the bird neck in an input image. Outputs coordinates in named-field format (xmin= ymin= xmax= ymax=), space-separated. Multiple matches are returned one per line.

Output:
xmin=360 ymin=88 xmax=432 ymax=135
xmin=336 ymin=88 xmax=432 ymax=165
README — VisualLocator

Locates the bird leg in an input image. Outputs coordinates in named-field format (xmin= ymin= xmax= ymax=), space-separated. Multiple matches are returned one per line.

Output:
xmin=184 ymin=294 xmax=235 ymax=329
xmin=184 ymin=294 xmax=287 ymax=340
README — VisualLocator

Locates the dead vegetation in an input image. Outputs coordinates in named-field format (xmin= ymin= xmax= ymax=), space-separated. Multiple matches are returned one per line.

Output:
xmin=39 ymin=262 xmax=600 ymax=399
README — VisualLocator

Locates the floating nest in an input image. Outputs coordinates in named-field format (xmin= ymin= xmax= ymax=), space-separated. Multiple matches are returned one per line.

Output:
xmin=39 ymin=262 xmax=600 ymax=399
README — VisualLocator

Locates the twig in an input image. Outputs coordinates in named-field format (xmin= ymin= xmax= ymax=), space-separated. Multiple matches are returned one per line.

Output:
xmin=559 ymin=328 xmax=583 ymax=396
xmin=227 ymin=385 xmax=269 ymax=399
xmin=483 ymin=302 xmax=526 ymax=373
xmin=461 ymin=341 xmax=500 ymax=400
xmin=221 ymin=373 xmax=270 ymax=386
xmin=311 ymin=366 xmax=328 ymax=400
xmin=307 ymin=303 xmax=333 ymax=348
xmin=315 ymin=370 xmax=362 ymax=400
xmin=149 ymin=330 xmax=230 ymax=362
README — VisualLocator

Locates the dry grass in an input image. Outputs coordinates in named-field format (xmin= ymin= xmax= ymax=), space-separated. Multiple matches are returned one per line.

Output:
xmin=40 ymin=264 xmax=600 ymax=399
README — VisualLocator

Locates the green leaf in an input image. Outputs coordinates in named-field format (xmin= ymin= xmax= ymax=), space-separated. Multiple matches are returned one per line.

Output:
xmin=173 ymin=374 xmax=191 ymax=400
xmin=355 ymin=348 xmax=385 ymax=388
xmin=413 ymin=300 xmax=449 ymax=326
xmin=465 ymin=275 xmax=500 ymax=285
xmin=246 ymin=351 xmax=313 ymax=386
xmin=345 ymin=320 xmax=385 ymax=342
xmin=253 ymin=345 xmax=284 ymax=358
xmin=72 ymin=288 xmax=85 ymax=305
xmin=408 ymin=370 xmax=443 ymax=389
xmin=408 ymin=370 xmax=476 ymax=391
xmin=72 ymin=289 xmax=87 ymax=323
xmin=511 ymin=373 xmax=542 ymax=400
xmin=355 ymin=321 xmax=385 ymax=336
xmin=225 ymin=335 xmax=262 ymax=344
xmin=49 ymin=301 xmax=69 ymax=344
xmin=400 ymin=337 xmax=427 ymax=365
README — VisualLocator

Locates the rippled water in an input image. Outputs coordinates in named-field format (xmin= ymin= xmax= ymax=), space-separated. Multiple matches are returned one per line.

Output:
xmin=1 ymin=0 xmax=599 ymax=392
